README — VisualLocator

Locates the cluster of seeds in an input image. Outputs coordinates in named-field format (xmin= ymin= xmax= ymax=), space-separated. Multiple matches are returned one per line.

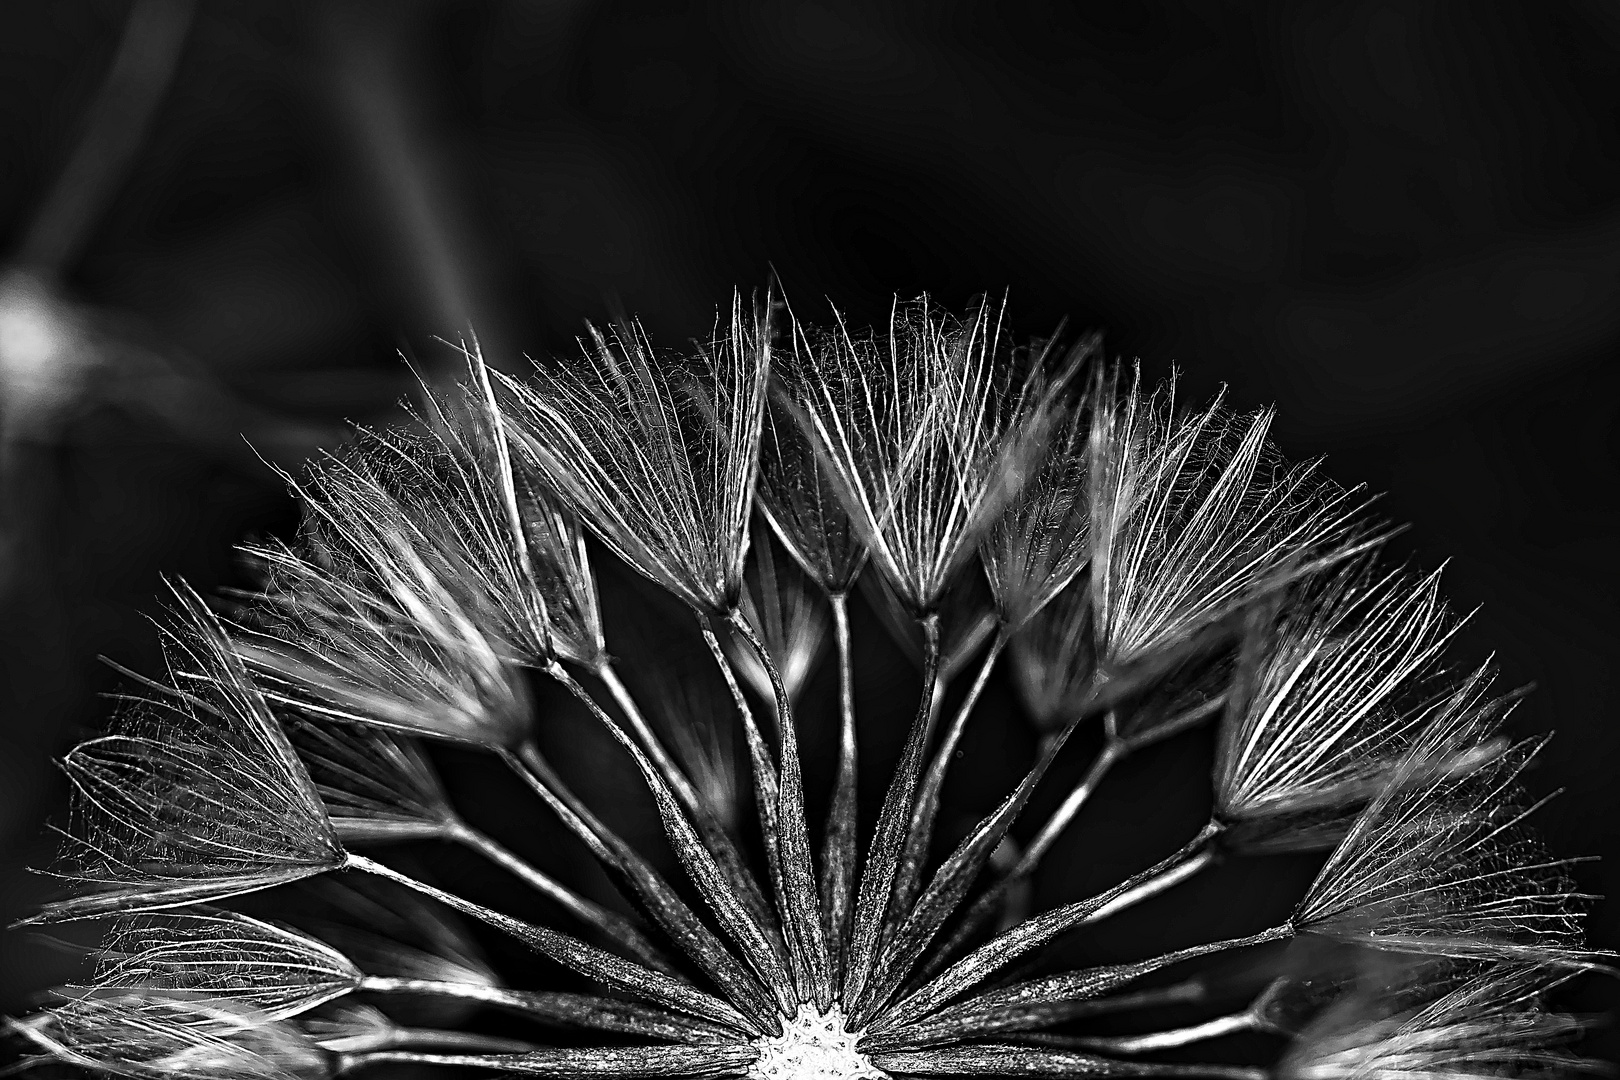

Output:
xmin=10 ymin=293 xmax=1602 ymax=1078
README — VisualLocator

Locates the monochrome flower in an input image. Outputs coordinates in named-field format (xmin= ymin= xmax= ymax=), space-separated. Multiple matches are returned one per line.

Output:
xmin=12 ymin=291 xmax=1600 ymax=1080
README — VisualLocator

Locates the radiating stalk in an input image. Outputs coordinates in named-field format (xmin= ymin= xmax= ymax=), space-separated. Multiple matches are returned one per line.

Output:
xmin=923 ymin=735 xmax=1128 ymax=967
xmin=1070 ymin=1010 xmax=1262 ymax=1055
xmin=502 ymin=741 xmax=781 ymax=1027
xmin=820 ymin=591 xmax=859 ymax=982
xmin=856 ymin=701 xmax=1097 ymax=1025
xmin=889 ymin=626 xmax=1010 ymax=933
xmin=543 ymin=663 xmax=797 ymax=1019
xmin=1020 ymin=977 xmax=1210 ymax=1020
xmin=504 ymin=741 xmax=637 ymax=872
xmin=343 ymin=854 xmax=755 ymax=1035
xmin=842 ymin=612 xmax=942 ymax=1006
xmin=727 ymin=609 xmax=833 ymax=1009
xmin=592 ymin=656 xmax=782 ymax=947
xmin=699 ymin=616 xmax=799 ymax=980
xmin=866 ymin=1044 xmax=1268 ymax=1080
xmin=594 ymin=658 xmax=729 ymax=828
xmin=357 ymin=976 xmax=733 ymax=1044
xmin=334 ymin=1044 xmax=756 ymax=1077
xmin=334 ymin=1029 xmax=541 ymax=1054
xmin=444 ymin=819 xmax=669 ymax=972
xmin=893 ymin=825 xmax=1238 ymax=1025
xmin=1078 ymin=843 xmax=1221 ymax=925
xmin=1021 ymin=731 xmax=1125 ymax=871
xmin=700 ymin=618 xmax=784 ymax=836
xmin=876 ymin=925 xmax=1294 ymax=1045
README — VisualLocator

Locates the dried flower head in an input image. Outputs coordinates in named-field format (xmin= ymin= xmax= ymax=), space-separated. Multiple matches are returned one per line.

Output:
xmin=12 ymin=291 xmax=1602 ymax=1080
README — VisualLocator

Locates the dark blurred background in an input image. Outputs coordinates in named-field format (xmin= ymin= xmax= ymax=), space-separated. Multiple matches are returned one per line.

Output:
xmin=2 ymin=0 xmax=1616 ymax=1063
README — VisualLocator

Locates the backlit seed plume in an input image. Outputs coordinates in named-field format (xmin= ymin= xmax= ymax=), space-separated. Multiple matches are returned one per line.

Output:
xmin=29 ymin=586 xmax=342 ymax=923
xmin=1087 ymin=368 xmax=1372 ymax=669
xmin=729 ymin=524 xmax=831 ymax=704
xmin=420 ymin=358 xmax=608 ymax=668
xmin=1294 ymin=696 xmax=1590 ymax=965
xmin=232 ymin=435 xmax=535 ymax=750
xmin=1280 ymin=963 xmax=1591 ymax=1080
xmin=87 ymin=909 xmax=363 ymax=1021
xmin=979 ymin=334 xmax=1100 ymax=630
xmin=501 ymin=292 xmax=769 ymax=616
xmin=757 ymin=369 xmax=866 ymax=594
xmin=13 ymin=996 xmax=333 ymax=1080
xmin=1214 ymin=564 xmax=1472 ymax=853
xmin=13 ymin=289 xmax=1602 ymax=1079
xmin=780 ymin=294 xmax=1032 ymax=616
xmin=286 ymin=715 xmax=457 ymax=844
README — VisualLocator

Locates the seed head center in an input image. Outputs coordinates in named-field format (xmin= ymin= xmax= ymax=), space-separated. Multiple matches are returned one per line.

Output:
xmin=748 ymin=1003 xmax=886 ymax=1080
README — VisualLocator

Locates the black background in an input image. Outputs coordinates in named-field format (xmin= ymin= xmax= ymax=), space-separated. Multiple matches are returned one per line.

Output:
xmin=2 ymin=0 xmax=1617 ymax=1065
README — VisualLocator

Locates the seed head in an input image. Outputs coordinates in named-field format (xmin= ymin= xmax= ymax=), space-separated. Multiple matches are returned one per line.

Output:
xmin=12 ymin=290 xmax=1601 ymax=1079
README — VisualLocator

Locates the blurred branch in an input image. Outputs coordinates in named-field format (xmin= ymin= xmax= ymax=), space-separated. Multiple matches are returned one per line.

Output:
xmin=315 ymin=0 xmax=513 ymax=373
xmin=15 ymin=0 xmax=197 ymax=279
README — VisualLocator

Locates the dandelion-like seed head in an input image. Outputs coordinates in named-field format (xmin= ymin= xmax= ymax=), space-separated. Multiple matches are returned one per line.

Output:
xmin=1087 ymin=370 xmax=1371 ymax=668
xmin=1294 ymin=697 xmax=1588 ymax=966
xmin=12 ymin=288 xmax=1601 ymax=1080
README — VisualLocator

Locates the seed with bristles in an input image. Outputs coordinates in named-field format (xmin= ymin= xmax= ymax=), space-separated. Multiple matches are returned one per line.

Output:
xmin=26 ymin=585 xmax=344 ymax=925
